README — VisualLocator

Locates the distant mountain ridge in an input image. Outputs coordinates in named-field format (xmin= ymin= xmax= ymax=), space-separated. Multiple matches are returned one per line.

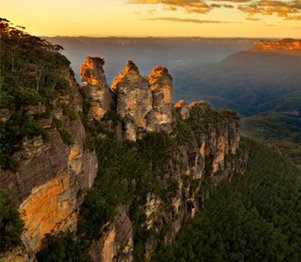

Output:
xmin=173 ymin=38 xmax=301 ymax=166
xmin=249 ymin=39 xmax=301 ymax=53
xmin=176 ymin=38 xmax=301 ymax=116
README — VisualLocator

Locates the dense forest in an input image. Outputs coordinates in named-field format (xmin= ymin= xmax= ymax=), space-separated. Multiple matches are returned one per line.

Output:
xmin=242 ymin=112 xmax=301 ymax=167
xmin=154 ymin=138 xmax=301 ymax=261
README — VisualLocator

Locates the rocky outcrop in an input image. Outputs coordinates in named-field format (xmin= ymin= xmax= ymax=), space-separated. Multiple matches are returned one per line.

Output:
xmin=250 ymin=39 xmax=301 ymax=53
xmin=80 ymin=56 xmax=113 ymax=120
xmin=82 ymin=59 xmax=174 ymax=141
xmin=88 ymin=93 xmax=247 ymax=261
xmin=138 ymin=101 xmax=247 ymax=253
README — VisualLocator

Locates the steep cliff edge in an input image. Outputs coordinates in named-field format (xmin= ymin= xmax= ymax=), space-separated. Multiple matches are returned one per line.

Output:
xmin=0 ymin=20 xmax=98 ymax=260
xmin=0 ymin=19 xmax=247 ymax=262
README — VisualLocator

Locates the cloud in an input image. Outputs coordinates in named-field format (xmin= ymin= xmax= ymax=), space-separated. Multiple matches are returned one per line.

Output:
xmin=128 ymin=0 xmax=212 ymax=13
xmin=128 ymin=0 xmax=301 ymax=20
xmin=144 ymin=17 xmax=228 ymax=23
xmin=238 ymin=0 xmax=301 ymax=20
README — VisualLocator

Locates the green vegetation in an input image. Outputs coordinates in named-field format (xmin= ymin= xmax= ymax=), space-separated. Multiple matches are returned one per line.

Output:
xmin=58 ymin=128 xmax=74 ymax=146
xmin=0 ymin=18 xmax=72 ymax=170
xmin=242 ymin=112 xmax=301 ymax=166
xmin=76 ymin=104 xmax=240 ymax=259
xmin=36 ymin=232 xmax=91 ymax=262
xmin=0 ymin=112 xmax=48 ymax=171
xmin=154 ymin=138 xmax=301 ymax=261
xmin=0 ymin=187 xmax=24 ymax=252
xmin=78 ymin=132 xmax=174 ymax=241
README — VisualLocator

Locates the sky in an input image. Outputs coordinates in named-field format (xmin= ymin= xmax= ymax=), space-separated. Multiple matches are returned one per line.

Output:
xmin=3 ymin=0 xmax=301 ymax=38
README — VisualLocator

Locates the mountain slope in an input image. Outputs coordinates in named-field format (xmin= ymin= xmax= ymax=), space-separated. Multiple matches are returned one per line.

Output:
xmin=177 ymin=40 xmax=301 ymax=116
xmin=242 ymin=112 xmax=301 ymax=166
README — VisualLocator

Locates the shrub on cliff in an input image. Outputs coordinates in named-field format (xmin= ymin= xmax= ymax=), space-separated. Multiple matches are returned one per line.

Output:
xmin=0 ymin=187 xmax=24 ymax=252
xmin=36 ymin=232 xmax=91 ymax=262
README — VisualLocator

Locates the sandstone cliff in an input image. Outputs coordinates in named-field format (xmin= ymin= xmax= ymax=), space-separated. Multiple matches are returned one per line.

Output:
xmin=0 ymin=36 xmax=98 ymax=260
xmin=250 ymin=39 xmax=301 ymax=53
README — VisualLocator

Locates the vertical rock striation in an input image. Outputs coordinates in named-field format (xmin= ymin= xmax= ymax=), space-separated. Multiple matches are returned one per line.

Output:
xmin=89 ymin=206 xmax=134 ymax=262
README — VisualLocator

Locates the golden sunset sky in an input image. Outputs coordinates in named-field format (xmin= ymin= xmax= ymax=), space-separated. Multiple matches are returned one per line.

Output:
xmin=3 ymin=0 xmax=301 ymax=38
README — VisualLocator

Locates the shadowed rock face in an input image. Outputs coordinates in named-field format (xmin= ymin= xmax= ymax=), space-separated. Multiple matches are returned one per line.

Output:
xmin=80 ymin=56 xmax=113 ymax=120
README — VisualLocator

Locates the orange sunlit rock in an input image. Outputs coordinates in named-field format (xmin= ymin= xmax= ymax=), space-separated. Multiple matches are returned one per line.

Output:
xmin=250 ymin=39 xmax=301 ymax=53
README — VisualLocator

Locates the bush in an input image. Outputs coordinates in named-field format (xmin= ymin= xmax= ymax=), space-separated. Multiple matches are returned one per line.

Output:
xmin=0 ymin=187 xmax=24 ymax=252
xmin=36 ymin=232 xmax=91 ymax=262
xmin=58 ymin=128 xmax=74 ymax=145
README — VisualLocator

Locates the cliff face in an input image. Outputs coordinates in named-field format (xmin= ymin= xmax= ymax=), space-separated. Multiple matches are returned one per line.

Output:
xmin=0 ymin=69 xmax=98 ymax=257
xmin=79 ymin=58 xmax=248 ymax=261
xmin=250 ymin=39 xmax=301 ymax=53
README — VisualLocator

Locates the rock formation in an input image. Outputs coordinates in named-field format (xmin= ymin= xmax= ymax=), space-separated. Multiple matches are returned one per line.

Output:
xmin=85 ymin=94 xmax=247 ymax=261
xmin=147 ymin=66 xmax=174 ymax=133
xmin=250 ymin=39 xmax=301 ymax=53
xmin=80 ymin=56 xmax=113 ymax=120
xmin=81 ymin=60 xmax=174 ymax=141
xmin=112 ymin=61 xmax=154 ymax=141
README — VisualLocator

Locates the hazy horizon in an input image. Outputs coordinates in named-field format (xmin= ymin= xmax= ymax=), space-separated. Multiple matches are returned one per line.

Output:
xmin=5 ymin=0 xmax=301 ymax=38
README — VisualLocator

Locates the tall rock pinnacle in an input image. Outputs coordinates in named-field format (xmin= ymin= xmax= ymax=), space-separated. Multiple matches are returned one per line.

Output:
xmin=147 ymin=66 xmax=174 ymax=133
xmin=80 ymin=56 xmax=112 ymax=120
xmin=112 ymin=61 xmax=154 ymax=141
